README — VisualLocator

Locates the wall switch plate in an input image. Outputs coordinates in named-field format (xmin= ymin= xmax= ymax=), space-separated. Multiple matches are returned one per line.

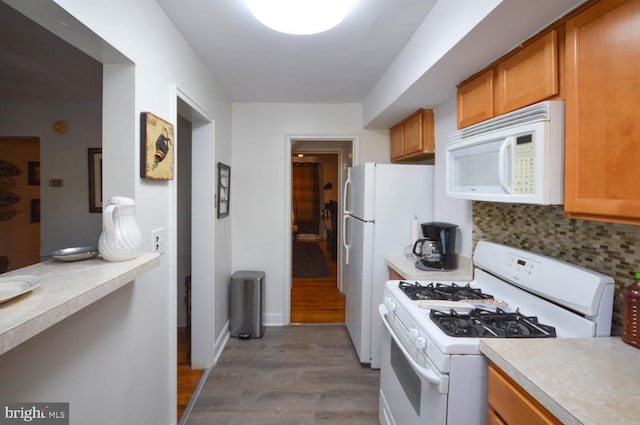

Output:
xmin=151 ymin=228 xmax=166 ymax=255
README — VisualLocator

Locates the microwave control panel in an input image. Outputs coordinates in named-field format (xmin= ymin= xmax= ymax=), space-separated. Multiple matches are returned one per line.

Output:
xmin=513 ymin=134 xmax=534 ymax=194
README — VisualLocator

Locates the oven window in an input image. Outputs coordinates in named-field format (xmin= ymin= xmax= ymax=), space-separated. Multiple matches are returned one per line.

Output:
xmin=390 ymin=337 xmax=421 ymax=415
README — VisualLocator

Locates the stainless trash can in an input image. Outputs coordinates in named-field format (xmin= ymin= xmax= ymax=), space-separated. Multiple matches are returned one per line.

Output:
xmin=229 ymin=271 xmax=265 ymax=339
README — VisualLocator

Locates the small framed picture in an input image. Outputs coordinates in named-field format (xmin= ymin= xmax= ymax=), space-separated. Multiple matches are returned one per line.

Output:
xmin=30 ymin=199 xmax=40 ymax=223
xmin=140 ymin=112 xmax=174 ymax=180
xmin=217 ymin=162 xmax=230 ymax=218
xmin=28 ymin=161 xmax=40 ymax=186
xmin=88 ymin=148 xmax=102 ymax=213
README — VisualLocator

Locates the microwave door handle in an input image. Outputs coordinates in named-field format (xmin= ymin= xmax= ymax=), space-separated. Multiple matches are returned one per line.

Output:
xmin=498 ymin=137 xmax=514 ymax=194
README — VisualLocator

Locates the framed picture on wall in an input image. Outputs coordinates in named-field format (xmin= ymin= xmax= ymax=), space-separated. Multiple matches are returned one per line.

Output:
xmin=217 ymin=162 xmax=230 ymax=218
xmin=88 ymin=148 xmax=102 ymax=213
xmin=27 ymin=161 xmax=40 ymax=186
xmin=140 ymin=112 xmax=174 ymax=180
xmin=30 ymin=199 xmax=40 ymax=223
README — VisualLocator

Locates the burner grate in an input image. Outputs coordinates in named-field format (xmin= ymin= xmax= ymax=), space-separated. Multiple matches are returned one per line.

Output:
xmin=429 ymin=308 xmax=556 ymax=338
xmin=398 ymin=281 xmax=494 ymax=301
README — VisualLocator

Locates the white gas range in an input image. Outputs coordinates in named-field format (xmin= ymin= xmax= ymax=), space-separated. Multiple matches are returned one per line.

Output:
xmin=378 ymin=241 xmax=614 ymax=425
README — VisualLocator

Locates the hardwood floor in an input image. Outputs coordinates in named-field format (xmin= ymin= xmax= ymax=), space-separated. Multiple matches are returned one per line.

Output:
xmin=178 ymin=327 xmax=205 ymax=422
xmin=291 ymin=239 xmax=345 ymax=323
xmin=185 ymin=325 xmax=380 ymax=425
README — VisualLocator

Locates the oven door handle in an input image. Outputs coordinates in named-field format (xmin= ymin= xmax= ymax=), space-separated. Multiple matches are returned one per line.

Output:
xmin=379 ymin=304 xmax=449 ymax=394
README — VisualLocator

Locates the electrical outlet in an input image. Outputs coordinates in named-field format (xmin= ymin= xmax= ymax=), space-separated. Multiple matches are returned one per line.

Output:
xmin=151 ymin=228 xmax=166 ymax=255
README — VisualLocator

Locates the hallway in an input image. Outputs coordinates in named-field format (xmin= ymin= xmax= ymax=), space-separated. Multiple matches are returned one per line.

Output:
xmin=185 ymin=325 xmax=379 ymax=424
xmin=291 ymin=240 xmax=345 ymax=323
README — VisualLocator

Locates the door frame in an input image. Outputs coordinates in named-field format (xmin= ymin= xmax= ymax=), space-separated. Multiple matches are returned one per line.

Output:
xmin=284 ymin=136 xmax=358 ymax=324
xmin=173 ymin=86 xmax=216 ymax=369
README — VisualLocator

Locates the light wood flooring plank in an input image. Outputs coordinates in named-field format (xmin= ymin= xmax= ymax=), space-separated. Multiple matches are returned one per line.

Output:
xmin=291 ymin=240 xmax=345 ymax=324
xmin=178 ymin=327 xmax=205 ymax=421
xmin=186 ymin=325 xmax=379 ymax=425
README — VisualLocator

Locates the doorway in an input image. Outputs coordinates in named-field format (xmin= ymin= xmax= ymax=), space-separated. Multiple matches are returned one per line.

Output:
xmin=174 ymin=92 xmax=215 ymax=424
xmin=0 ymin=137 xmax=40 ymax=272
xmin=176 ymin=114 xmax=201 ymax=421
xmin=289 ymin=139 xmax=353 ymax=323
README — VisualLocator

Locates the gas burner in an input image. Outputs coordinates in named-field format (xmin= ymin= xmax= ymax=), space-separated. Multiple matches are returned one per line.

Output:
xmin=429 ymin=308 xmax=556 ymax=338
xmin=398 ymin=281 xmax=494 ymax=301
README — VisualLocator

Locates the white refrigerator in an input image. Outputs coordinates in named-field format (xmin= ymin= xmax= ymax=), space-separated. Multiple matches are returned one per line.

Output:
xmin=343 ymin=162 xmax=434 ymax=368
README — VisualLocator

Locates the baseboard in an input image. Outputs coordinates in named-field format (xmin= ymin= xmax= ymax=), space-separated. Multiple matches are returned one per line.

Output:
xmin=213 ymin=320 xmax=230 ymax=364
xmin=264 ymin=312 xmax=285 ymax=326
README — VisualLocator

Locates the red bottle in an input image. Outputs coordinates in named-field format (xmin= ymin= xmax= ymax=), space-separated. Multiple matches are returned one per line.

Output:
xmin=622 ymin=272 xmax=640 ymax=348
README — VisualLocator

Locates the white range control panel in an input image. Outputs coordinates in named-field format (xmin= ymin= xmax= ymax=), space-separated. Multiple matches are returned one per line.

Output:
xmin=504 ymin=253 xmax=540 ymax=281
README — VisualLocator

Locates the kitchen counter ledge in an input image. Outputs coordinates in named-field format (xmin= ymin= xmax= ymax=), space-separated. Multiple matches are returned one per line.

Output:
xmin=0 ymin=253 xmax=160 ymax=356
xmin=480 ymin=337 xmax=640 ymax=425
xmin=386 ymin=254 xmax=473 ymax=281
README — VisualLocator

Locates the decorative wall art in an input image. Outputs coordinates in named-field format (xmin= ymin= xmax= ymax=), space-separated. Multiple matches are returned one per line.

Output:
xmin=88 ymin=148 xmax=102 ymax=213
xmin=0 ymin=159 xmax=21 ymax=222
xmin=27 ymin=161 xmax=40 ymax=185
xmin=217 ymin=162 xmax=230 ymax=218
xmin=140 ymin=112 xmax=174 ymax=180
xmin=30 ymin=199 xmax=40 ymax=223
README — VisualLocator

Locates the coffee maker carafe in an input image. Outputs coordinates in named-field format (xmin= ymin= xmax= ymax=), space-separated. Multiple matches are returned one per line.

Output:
xmin=415 ymin=222 xmax=458 ymax=271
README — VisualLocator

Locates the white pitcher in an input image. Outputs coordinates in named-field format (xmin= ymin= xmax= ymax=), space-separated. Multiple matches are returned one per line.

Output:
xmin=98 ymin=196 xmax=143 ymax=262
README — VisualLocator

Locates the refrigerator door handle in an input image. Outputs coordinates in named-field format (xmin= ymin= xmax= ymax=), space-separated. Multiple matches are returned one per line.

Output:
xmin=343 ymin=167 xmax=352 ymax=216
xmin=343 ymin=214 xmax=350 ymax=264
xmin=342 ymin=167 xmax=352 ymax=265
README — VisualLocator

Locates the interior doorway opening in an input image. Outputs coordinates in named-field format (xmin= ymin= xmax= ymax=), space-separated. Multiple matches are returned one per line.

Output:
xmin=175 ymin=93 xmax=215 ymax=424
xmin=0 ymin=137 xmax=40 ymax=273
xmin=289 ymin=139 xmax=353 ymax=323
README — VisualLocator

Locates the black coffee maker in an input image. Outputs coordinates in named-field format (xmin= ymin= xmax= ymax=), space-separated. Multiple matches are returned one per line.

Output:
xmin=415 ymin=222 xmax=458 ymax=271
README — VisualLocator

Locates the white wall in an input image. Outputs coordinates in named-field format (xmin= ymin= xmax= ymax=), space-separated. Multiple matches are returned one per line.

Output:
xmin=433 ymin=98 xmax=473 ymax=257
xmin=231 ymin=103 xmax=388 ymax=325
xmin=0 ymin=102 xmax=103 ymax=258
xmin=0 ymin=1 xmax=232 ymax=425
xmin=357 ymin=128 xmax=391 ymax=163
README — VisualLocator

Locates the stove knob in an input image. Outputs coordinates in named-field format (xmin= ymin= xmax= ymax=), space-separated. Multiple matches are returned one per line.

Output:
xmin=415 ymin=336 xmax=427 ymax=350
xmin=383 ymin=297 xmax=396 ymax=312
xmin=409 ymin=328 xmax=419 ymax=341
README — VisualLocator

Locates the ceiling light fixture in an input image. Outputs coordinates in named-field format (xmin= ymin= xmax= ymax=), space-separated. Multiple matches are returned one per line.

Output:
xmin=245 ymin=0 xmax=356 ymax=35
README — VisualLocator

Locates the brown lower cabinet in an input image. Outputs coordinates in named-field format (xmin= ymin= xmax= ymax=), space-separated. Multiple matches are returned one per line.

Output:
xmin=488 ymin=364 xmax=561 ymax=425
xmin=487 ymin=408 xmax=506 ymax=425
xmin=388 ymin=268 xmax=404 ymax=280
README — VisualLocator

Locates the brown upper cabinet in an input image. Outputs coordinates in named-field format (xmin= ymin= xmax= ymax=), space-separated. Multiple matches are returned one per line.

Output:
xmin=390 ymin=109 xmax=435 ymax=162
xmin=564 ymin=0 xmax=640 ymax=225
xmin=456 ymin=69 xmax=494 ymax=129
xmin=496 ymin=30 xmax=559 ymax=116
xmin=457 ymin=30 xmax=560 ymax=128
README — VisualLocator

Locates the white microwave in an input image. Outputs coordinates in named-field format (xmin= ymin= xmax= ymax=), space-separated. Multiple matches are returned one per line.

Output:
xmin=446 ymin=100 xmax=564 ymax=205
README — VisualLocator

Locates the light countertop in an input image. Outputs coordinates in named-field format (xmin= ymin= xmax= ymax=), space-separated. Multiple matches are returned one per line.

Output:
xmin=0 ymin=253 xmax=160 ymax=356
xmin=386 ymin=254 xmax=473 ymax=281
xmin=480 ymin=337 xmax=640 ymax=425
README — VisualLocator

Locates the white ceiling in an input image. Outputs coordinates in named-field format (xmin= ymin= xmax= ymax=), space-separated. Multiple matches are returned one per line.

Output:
xmin=1 ymin=0 xmax=588 ymax=127
xmin=0 ymin=1 xmax=102 ymax=102
xmin=156 ymin=0 xmax=437 ymax=103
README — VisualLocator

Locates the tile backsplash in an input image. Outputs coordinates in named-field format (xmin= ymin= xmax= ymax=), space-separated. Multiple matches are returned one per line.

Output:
xmin=472 ymin=202 xmax=640 ymax=335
